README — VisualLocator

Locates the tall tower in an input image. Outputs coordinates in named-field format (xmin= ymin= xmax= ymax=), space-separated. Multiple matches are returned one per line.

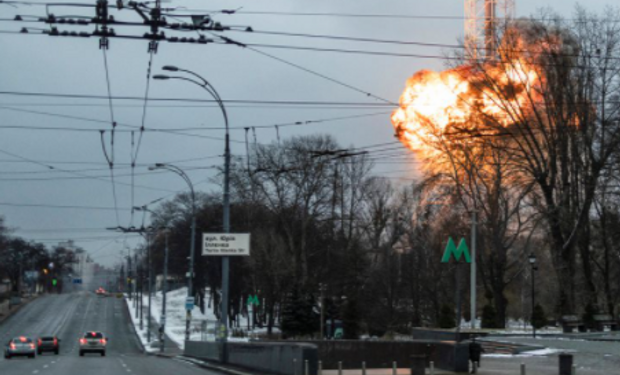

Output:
xmin=465 ymin=0 xmax=515 ymax=59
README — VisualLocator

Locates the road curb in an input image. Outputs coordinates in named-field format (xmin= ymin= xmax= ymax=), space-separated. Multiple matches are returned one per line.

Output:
xmin=122 ymin=296 xmax=146 ymax=353
xmin=154 ymin=354 xmax=258 ymax=375
xmin=0 ymin=294 xmax=41 ymax=325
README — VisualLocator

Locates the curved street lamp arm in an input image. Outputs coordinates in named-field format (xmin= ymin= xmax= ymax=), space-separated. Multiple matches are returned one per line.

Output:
xmin=161 ymin=164 xmax=196 ymax=214
xmin=165 ymin=73 xmax=229 ymax=132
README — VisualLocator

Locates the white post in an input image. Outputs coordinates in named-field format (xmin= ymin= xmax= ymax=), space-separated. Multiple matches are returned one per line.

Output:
xmin=318 ymin=361 xmax=323 ymax=375
xmin=392 ymin=361 xmax=397 ymax=375
xmin=362 ymin=361 xmax=366 ymax=375
xmin=572 ymin=364 xmax=576 ymax=375
xmin=470 ymin=210 xmax=477 ymax=329
xmin=305 ymin=360 xmax=309 ymax=375
xmin=338 ymin=361 xmax=343 ymax=375
xmin=430 ymin=361 xmax=435 ymax=375
xmin=293 ymin=359 xmax=297 ymax=375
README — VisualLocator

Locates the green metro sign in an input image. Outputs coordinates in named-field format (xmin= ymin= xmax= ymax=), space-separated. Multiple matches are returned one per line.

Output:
xmin=441 ymin=237 xmax=471 ymax=263
xmin=247 ymin=295 xmax=260 ymax=306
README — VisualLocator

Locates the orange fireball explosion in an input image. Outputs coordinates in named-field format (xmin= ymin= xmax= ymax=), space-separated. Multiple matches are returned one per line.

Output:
xmin=391 ymin=37 xmax=543 ymax=158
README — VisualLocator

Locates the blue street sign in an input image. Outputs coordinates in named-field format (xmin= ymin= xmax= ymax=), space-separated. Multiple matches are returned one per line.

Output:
xmin=186 ymin=297 xmax=195 ymax=311
xmin=73 ymin=278 xmax=82 ymax=284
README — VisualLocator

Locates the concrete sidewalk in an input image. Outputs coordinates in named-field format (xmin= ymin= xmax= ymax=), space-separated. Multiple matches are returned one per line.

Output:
xmin=320 ymin=356 xmax=606 ymax=375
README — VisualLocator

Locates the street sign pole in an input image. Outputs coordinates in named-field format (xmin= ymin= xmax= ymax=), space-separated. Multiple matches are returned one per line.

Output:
xmin=456 ymin=260 xmax=462 ymax=340
xmin=470 ymin=210 xmax=477 ymax=330
xmin=441 ymin=237 xmax=471 ymax=341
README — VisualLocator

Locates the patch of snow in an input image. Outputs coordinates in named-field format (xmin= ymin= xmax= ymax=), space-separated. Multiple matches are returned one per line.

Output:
xmin=126 ymin=288 xmax=274 ymax=350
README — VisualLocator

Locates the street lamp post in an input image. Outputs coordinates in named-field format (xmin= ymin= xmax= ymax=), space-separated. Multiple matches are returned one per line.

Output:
xmin=149 ymin=163 xmax=197 ymax=343
xmin=154 ymin=66 xmax=231 ymax=349
xmin=135 ymin=205 xmax=169 ymax=350
xmin=528 ymin=252 xmax=537 ymax=338
xmin=161 ymin=229 xmax=169 ymax=352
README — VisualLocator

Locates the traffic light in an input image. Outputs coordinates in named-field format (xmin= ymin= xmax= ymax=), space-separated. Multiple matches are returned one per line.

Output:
xmin=52 ymin=278 xmax=57 ymax=286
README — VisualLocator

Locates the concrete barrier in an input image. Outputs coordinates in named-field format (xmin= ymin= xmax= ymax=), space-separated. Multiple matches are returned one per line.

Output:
xmin=184 ymin=341 xmax=318 ymax=375
xmin=284 ymin=340 xmax=469 ymax=373
xmin=411 ymin=328 xmax=488 ymax=342
xmin=184 ymin=341 xmax=222 ymax=362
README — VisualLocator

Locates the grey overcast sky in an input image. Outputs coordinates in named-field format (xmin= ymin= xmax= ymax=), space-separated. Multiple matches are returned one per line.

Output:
xmin=0 ymin=0 xmax=613 ymax=267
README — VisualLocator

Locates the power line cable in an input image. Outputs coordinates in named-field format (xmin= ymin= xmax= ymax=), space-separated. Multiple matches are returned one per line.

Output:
xmin=0 ymin=146 xmax=177 ymax=192
xmin=130 ymin=49 xmax=155 ymax=227
xmin=245 ymin=45 xmax=397 ymax=106
xmin=0 ymin=90 xmax=394 ymax=106
xmin=101 ymin=46 xmax=121 ymax=226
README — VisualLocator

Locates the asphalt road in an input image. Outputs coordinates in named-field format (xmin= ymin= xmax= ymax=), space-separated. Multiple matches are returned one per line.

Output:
xmin=0 ymin=292 xmax=217 ymax=375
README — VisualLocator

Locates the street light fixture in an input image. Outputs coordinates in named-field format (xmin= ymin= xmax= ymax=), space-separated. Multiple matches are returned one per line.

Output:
xmin=154 ymin=66 xmax=232 ymax=349
xmin=149 ymin=163 xmax=197 ymax=342
xmin=528 ymin=252 xmax=537 ymax=338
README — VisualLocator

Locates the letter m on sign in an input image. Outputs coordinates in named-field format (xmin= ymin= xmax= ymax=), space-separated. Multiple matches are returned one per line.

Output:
xmin=247 ymin=295 xmax=260 ymax=306
xmin=441 ymin=237 xmax=471 ymax=263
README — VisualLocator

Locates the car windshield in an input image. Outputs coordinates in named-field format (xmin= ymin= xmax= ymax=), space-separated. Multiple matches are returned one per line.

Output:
xmin=84 ymin=332 xmax=103 ymax=339
xmin=40 ymin=337 xmax=55 ymax=341
xmin=13 ymin=337 xmax=33 ymax=343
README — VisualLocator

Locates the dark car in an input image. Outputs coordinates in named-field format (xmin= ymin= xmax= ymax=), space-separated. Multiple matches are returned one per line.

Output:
xmin=37 ymin=336 xmax=60 ymax=355
xmin=79 ymin=331 xmax=107 ymax=357
xmin=4 ymin=336 xmax=36 ymax=359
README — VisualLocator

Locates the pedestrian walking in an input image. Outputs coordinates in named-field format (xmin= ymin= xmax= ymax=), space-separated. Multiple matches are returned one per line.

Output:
xmin=469 ymin=337 xmax=485 ymax=373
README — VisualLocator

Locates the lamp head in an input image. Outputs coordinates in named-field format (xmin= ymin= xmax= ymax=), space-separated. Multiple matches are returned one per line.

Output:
xmin=528 ymin=252 xmax=537 ymax=265
xmin=153 ymin=74 xmax=170 ymax=80
xmin=162 ymin=65 xmax=179 ymax=72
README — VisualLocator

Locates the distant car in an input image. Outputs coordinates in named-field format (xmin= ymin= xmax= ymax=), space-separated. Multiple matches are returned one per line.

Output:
xmin=95 ymin=288 xmax=108 ymax=297
xmin=37 ymin=336 xmax=60 ymax=355
xmin=4 ymin=336 xmax=36 ymax=359
xmin=79 ymin=332 xmax=107 ymax=357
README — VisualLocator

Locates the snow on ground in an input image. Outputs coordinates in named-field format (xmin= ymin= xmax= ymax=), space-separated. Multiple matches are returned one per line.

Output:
xmin=126 ymin=288 xmax=268 ymax=350
xmin=125 ymin=296 xmax=159 ymax=352
xmin=456 ymin=318 xmax=562 ymax=334
xmin=484 ymin=348 xmax=573 ymax=358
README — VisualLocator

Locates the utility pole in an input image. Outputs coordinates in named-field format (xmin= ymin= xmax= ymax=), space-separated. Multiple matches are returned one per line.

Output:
xmin=319 ymin=283 xmax=327 ymax=340
xmin=160 ymin=229 xmax=169 ymax=353
xmin=470 ymin=210 xmax=477 ymax=330
xmin=127 ymin=253 xmax=133 ymax=300
xmin=134 ymin=253 xmax=139 ymax=316
xmin=147 ymin=232 xmax=152 ymax=343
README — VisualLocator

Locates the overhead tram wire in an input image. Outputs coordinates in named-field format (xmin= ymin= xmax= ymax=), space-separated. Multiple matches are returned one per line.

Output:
xmin=0 ymin=104 xmax=247 ymax=143
xmin=130 ymin=48 xmax=156 ymax=227
xmin=0 ymin=110 xmax=393 ymax=133
xmin=0 ymin=90 xmax=394 ymax=106
xmin=0 ymin=154 xmax=224 ymax=167
xmin=0 ymin=165 xmax=216 ymax=182
xmin=219 ymin=37 xmax=398 ymax=106
xmin=0 ymin=147 xmax=177 ymax=192
xmin=100 ymin=41 xmax=122 ymax=226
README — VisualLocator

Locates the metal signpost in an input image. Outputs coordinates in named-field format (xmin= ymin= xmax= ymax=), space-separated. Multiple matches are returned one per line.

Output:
xmin=247 ymin=295 xmax=259 ymax=332
xmin=203 ymin=233 xmax=250 ymax=351
xmin=441 ymin=237 xmax=471 ymax=339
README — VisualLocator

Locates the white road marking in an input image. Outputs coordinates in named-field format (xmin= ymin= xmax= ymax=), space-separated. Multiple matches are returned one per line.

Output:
xmin=33 ymin=371 xmax=39 ymax=374
xmin=43 ymin=365 xmax=49 ymax=368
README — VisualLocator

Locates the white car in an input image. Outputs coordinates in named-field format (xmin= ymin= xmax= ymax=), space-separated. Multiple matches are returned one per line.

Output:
xmin=79 ymin=332 xmax=108 ymax=357
xmin=4 ymin=336 xmax=36 ymax=359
